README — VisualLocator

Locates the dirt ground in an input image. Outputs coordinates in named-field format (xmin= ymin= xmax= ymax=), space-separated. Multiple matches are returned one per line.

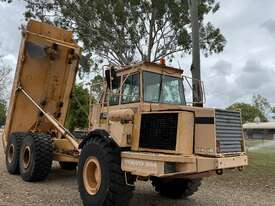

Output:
xmin=0 ymin=130 xmax=275 ymax=206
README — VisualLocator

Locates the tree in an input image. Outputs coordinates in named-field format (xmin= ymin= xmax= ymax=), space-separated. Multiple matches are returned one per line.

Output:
xmin=272 ymin=107 xmax=275 ymax=120
xmin=0 ymin=57 xmax=12 ymax=100
xmin=65 ymin=83 xmax=90 ymax=131
xmin=252 ymin=94 xmax=271 ymax=117
xmin=0 ymin=100 xmax=7 ymax=126
xmin=90 ymin=75 xmax=104 ymax=101
xmin=226 ymin=103 xmax=267 ymax=123
xmin=4 ymin=0 xmax=226 ymax=72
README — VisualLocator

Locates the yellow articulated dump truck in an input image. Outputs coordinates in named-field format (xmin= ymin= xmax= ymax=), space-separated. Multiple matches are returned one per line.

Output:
xmin=2 ymin=20 xmax=248 ymax=206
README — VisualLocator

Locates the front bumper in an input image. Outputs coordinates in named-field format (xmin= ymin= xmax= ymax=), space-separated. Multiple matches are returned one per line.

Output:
xmin=197 ymin=155 xmax=248 ymax=173
xmin=121 ymin=151 xmax=248 ymax=177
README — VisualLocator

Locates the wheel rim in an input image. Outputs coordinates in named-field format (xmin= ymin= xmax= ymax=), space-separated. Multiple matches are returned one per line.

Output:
xmin=23 ymin=146 xmax=31 ymax=169
xmin=83 ymin=156 xmax=102 ymax=195
xmin=7 ymin=144 xmax=15 ymax=164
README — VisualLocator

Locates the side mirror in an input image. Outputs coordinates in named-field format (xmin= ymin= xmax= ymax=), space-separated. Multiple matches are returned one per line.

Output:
xmin=105 ymin=67 xmax=119 ymax=89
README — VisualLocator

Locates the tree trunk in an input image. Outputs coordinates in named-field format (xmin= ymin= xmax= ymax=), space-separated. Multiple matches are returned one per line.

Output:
xmin=189 ymin=0 xmax=203 ymax=107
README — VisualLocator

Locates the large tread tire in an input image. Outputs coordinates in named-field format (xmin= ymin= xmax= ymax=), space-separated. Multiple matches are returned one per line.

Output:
xmin=151 ymin=178 xmax=201 ymax=199
xmin=19 ymin=133 xmax=53 ymax=182
xmin=59 ymin=161 xmax=78 ymax=171
xmin=78 ymin=136 xmax=134 ymax=206
xmin=5 ymin=132 xmax=28 ymax=174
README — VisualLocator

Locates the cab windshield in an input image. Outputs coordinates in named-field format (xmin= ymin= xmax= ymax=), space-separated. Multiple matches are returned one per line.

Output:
xmin=143 ymin=71 xmax=186 ymax=105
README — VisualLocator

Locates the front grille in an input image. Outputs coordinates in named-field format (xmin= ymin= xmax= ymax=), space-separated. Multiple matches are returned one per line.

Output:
xmin=139 ymin=113 xmax=178 ymax=150
xmin=215 ymin=109 xmax=243 ymax=153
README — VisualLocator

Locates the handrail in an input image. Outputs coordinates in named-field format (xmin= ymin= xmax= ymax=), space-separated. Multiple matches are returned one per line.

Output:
xmin=182 ymin=75 xmax=206 ymax=105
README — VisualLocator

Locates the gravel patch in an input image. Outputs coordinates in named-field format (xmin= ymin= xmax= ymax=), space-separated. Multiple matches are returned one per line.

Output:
xmin=0 ymin=131 xmax=275 ymax=206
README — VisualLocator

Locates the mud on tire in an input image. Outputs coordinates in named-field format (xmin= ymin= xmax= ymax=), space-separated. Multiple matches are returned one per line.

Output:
xmin=19 ymin=133 xmax=53 ymax=182
xmin=5 ymin=132 xmax=28 ymax=174
xmin=151 ymin=178 xmax=201 ymax=199
xmin=78 ymin=136 xmax=134 ymax=206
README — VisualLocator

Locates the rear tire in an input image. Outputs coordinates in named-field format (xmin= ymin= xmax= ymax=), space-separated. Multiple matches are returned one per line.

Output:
xmin=59 ymin=161 xmax=77 ymax=170
xmin=5 ymin=132 xmax=27 ymax=174
xmin=151 ymin=178 xmax=201 ymax=199
xmin=19 ymin=133 xmax=53 ymax=182
xmin=77 ymin=136 xmax=134 ymax=206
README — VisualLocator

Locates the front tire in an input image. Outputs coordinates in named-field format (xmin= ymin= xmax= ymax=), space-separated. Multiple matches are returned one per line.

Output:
xmin=151 ymin=178 xmax=201 ymax=199
xmin=77 ymin=136 xmax=134 ymax=206
xmin=19 ymin=133 xmax=53 ymax=182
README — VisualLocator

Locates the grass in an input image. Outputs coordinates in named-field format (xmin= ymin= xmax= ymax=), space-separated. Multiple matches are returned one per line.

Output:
xmin=245 ymin=139 xmax=268 ymax=148
xmin=207 ymin=139 xmax=275 ymax=189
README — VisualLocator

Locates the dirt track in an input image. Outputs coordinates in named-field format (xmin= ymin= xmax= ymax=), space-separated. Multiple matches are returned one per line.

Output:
xmin=0 ymin=130 xmax=275 ymax=206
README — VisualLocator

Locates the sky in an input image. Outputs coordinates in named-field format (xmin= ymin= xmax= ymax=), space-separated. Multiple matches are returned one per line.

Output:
xmin=0 ymin=0 xmax=275 ymax=109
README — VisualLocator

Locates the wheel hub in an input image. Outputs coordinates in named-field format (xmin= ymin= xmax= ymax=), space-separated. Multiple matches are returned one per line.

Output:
xmin=7 ymin=144 xmax=15 ymax=164
xmin=83 ymin=157 xmax=102 ymax=195
xmin=23 ymin=146 xmax=31 ymax=169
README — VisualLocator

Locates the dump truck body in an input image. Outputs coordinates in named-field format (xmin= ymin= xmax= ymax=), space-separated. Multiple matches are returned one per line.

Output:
xmin=2 ymin=20 xmax=81 ymax=161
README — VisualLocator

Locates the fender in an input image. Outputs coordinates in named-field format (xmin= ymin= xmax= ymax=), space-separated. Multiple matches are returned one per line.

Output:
xmin=79 ymin=129 xmax=117 ymax=149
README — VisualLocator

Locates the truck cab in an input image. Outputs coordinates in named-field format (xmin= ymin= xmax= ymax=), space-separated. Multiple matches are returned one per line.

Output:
xmin=89 ymin=62 xmax=248 ymax=178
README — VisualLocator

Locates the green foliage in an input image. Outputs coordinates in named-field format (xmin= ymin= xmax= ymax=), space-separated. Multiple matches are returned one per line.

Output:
xmin=65 ymin=74 xmax=104 ymax=131
xmin=6 ymin=0 xmax=226 ymax=73
xmin=90 ymin=75 xmax=104 ymax=101
xmin=0 ymin=100 xmax=7 ymax=126
xmin=65 ymin=84 xmax=90 ymax=131
xmin=226 ymin=103 xmax=267 ymax=123
xmin=272 ymin=107 xmax=275 ymax=120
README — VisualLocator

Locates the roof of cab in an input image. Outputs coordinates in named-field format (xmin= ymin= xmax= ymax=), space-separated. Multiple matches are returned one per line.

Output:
xmin=118 ymin=61 xmax=184 ymax=74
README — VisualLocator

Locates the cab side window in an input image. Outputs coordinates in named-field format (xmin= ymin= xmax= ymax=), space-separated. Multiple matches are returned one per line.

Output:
xmin=122 ymin=73 xmax=140 ymax=103
xmin=109 ymin=77 xmax=121 ymax=106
